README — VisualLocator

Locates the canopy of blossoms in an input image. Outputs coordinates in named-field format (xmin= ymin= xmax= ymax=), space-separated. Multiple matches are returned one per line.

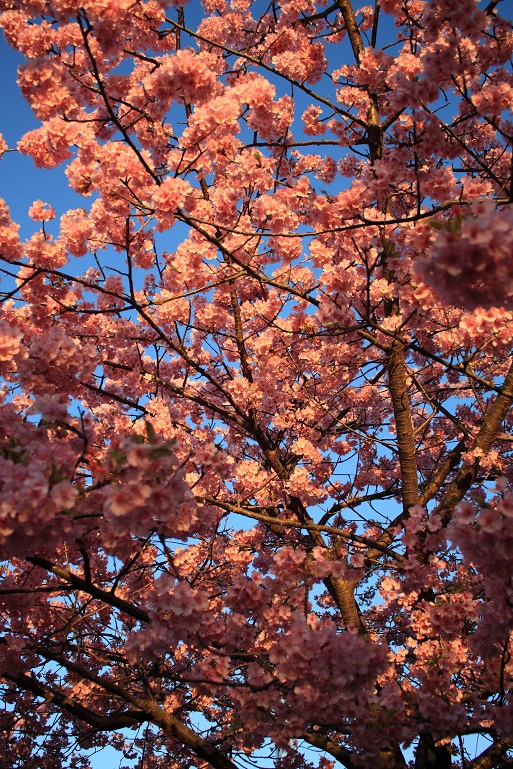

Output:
xmin=0 ymin=0 xmax=513 ymax=767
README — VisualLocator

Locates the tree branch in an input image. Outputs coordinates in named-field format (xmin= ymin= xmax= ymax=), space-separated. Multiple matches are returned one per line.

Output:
xmin=467 ymin=740 xmax=513 ymax=769
xmin=3 ymin=671 xmax=148 ymax=731
xmin=27 ymin=557 xmax=150 ymax=624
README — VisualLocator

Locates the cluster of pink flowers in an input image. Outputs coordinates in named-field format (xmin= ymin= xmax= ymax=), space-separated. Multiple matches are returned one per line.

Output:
xmin=269 ymin=27 xmax=327 ymax=83
xmin=0 ymin=198 xmax=22 ymax=261
xmin=145 ymin=49 xmax=219 ymax=107
xmin=0 ymin=320 xmax=23 ymax=365
xmin=103 ymin=433 xmax=198 ymax=540
xmin=418 ymin=200 xmax=513 ymax=310
xmin=18 ymin=326 xmax=96 ymax=396
xmin=267 ymin=613 xmax=388 ymax=740
xmin=152 ymin=177 xmax=193 ymax=229
xmin=28 ymin=200 xmax=56 ymax=222
xmin=59 ymin=208 xmax=94 ymax=257
xmin=449 ymin=482 xmax=513 ymax=722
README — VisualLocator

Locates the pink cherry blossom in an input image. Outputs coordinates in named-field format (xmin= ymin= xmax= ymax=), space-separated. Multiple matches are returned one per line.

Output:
xmin=418 ymin=200 xmax=513 ymax=310
xmin=28 ymin=199 xmax=56 ymax=221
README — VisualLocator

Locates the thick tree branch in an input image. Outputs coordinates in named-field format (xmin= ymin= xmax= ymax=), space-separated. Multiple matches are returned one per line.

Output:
xmin=39 ymin=648 xmax=240 ymax=769
xmin=3 ymin=671 xmax=149 ymax=731
xmin=27 ymin=557 xmax=150 ymax=624
xmin=335 ymin=0 xmax=364 ymax=63
xmin=302 ymin=731 xmax=356 ymax=769
xmin=419 ymin=437 xmax=468 ymax=506
xmin=468 ymin=740 xmax=513 ymax=769
xmin=436 ymin=359 xmax=513 ymax=523
xmin=288 ymin=495 xmax=368 ymax=634
xmin=198 ymin=496 xmax=403 ymax=561
xmin=387 ymin=343 xmax=419 ymax=512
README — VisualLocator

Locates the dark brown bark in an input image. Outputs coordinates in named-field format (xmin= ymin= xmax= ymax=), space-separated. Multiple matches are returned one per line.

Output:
xmin=414 ymin=734 xmax=452 ymax=769
xmin=387 ymin=343 xmax=420 ymax=513
xmin=436 ymin=358 xmax=513 ymax=524
xmin=468 ymin=740 xmax=513 ymax=769
xmin=27 ymin=556 xmax=149 ymax=623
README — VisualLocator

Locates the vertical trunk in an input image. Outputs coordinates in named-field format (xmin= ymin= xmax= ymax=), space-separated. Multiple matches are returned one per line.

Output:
xmin=387 ymin=343 xmax=419 ymax=513
xmin=415 ymin=735 xmax=452 ymax=769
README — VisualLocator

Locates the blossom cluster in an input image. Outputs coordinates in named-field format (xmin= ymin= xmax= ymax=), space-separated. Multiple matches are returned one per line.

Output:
xmin=418 ymin=200 xmax=513 ymax=310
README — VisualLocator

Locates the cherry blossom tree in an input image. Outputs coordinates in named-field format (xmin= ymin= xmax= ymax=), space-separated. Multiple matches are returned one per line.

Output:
xmin=1 ymin=0 xmax=513 ymax=767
